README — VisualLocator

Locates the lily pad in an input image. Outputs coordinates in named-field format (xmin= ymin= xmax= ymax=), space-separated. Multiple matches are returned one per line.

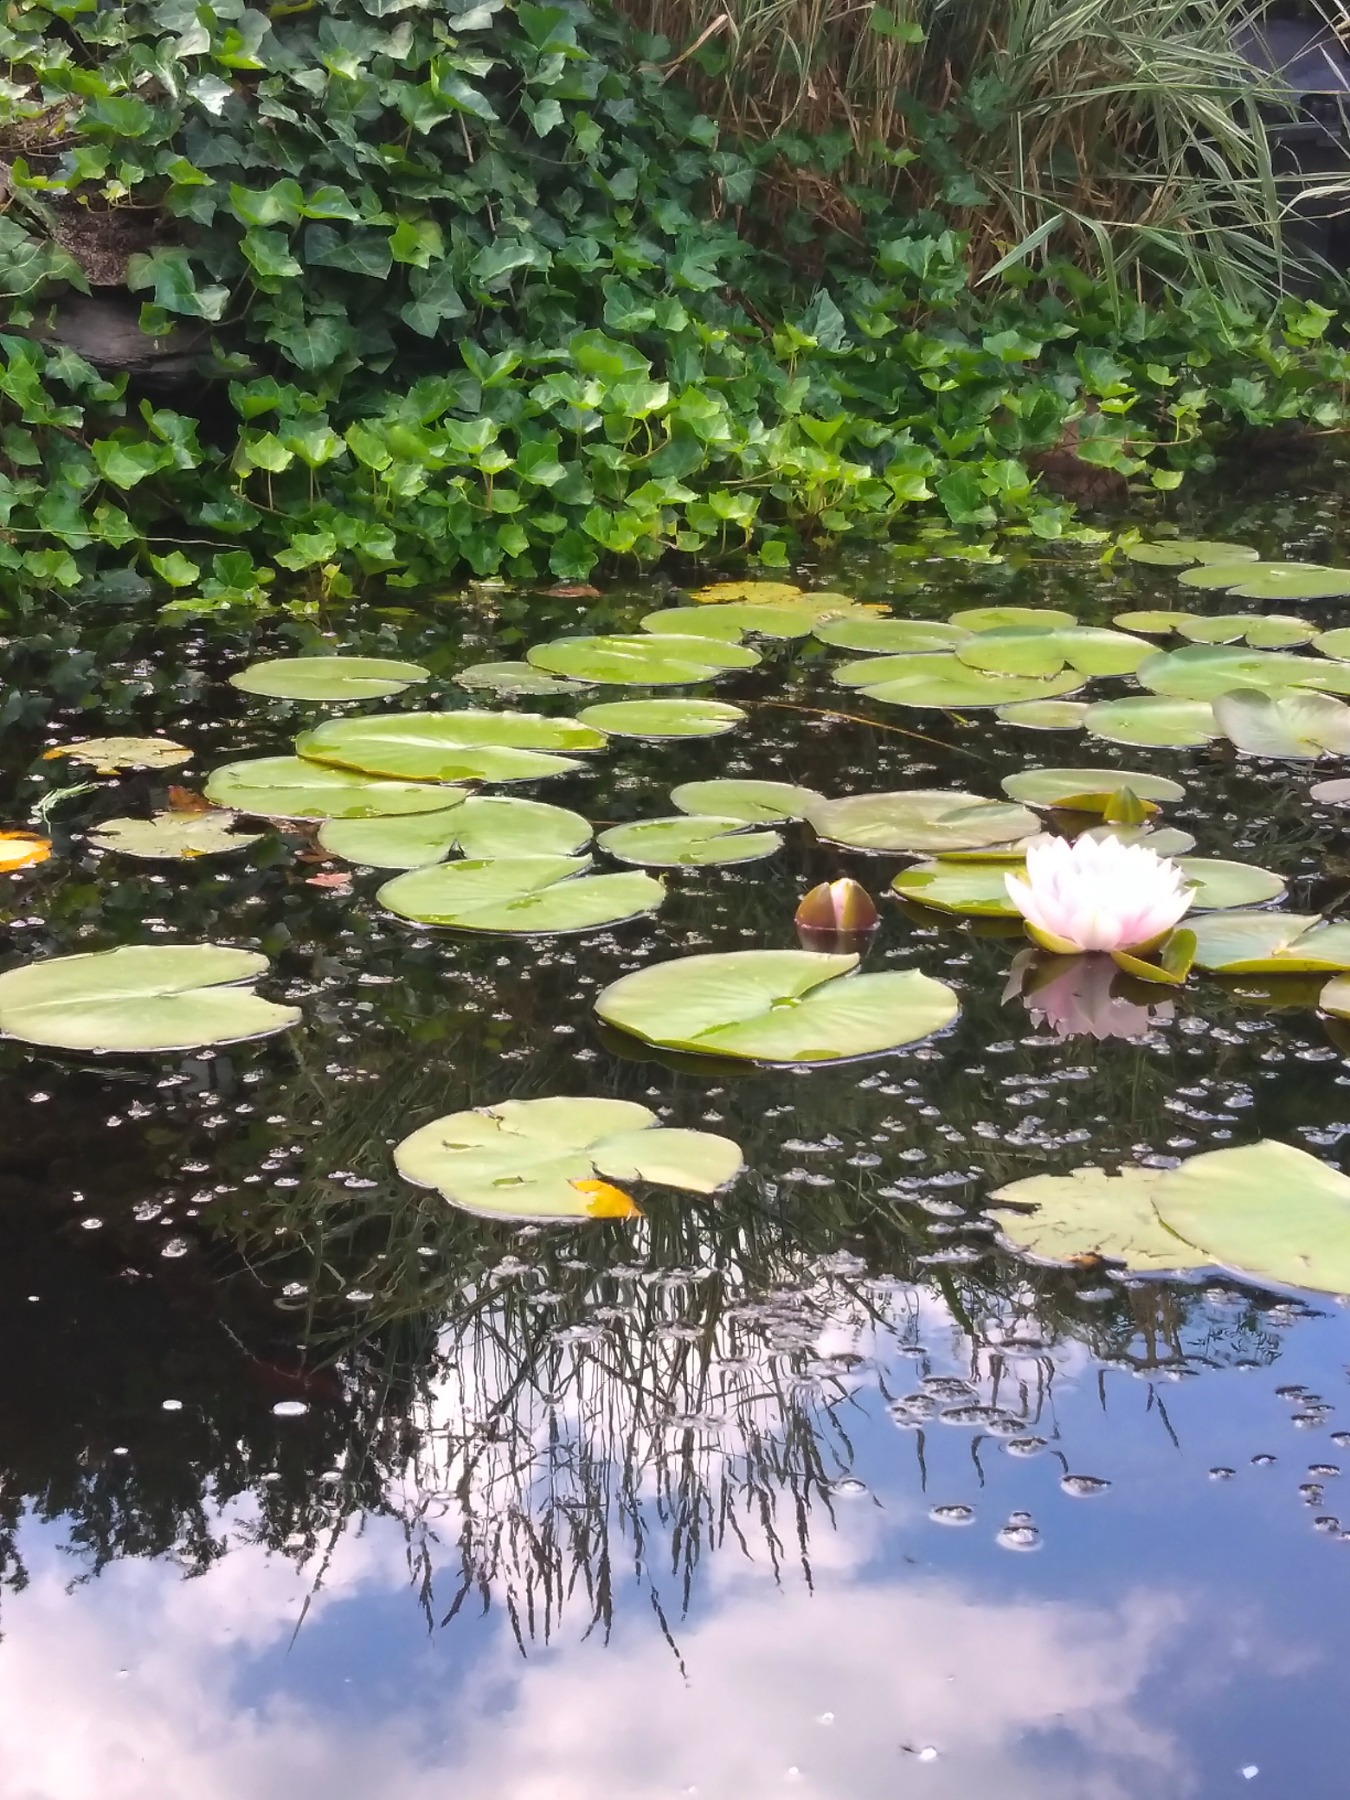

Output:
xmin=48 ymin=737 xmax=192 ymax=775
xmin=1136 ymin=645 xmax=1350 ymax=700
xmin=957 ymin=626 xmax=1150 ymax=679
xmin=1213 ymin=688 xmax=1350 ymax=760
xmin=378 ymin=855 xmax=663 ymax=934
xmin=597 ymin=815 xmax=779 ymax=867
xmin=527 ymin=634 xmax=759 ymax=685
xmin=688 ymin=580 xmax=806 ymax=604
xmin=594 ymin=949 xmax=958 ymax=1064
xmin=394 ymin=1096 xmax=743 ymax=1223
xmin=1189 ymin=912 xmax=1350 ymax=973
xmin=813 ymin=617 xmax=969 ymax=654
xmin=1174 ymin=858 xmax=1285 ymax=909
xmin=1112 ymin=610 xmax=1196 ymax=634
xmin=834 ymin=653 xmax=1085 ymax=709
xmin=1080 ymin=824 xmax=1198 ymax=857
xmin=810 ymin=789 xmax=1038 ymax=854
xmin=1179 ymin=561 xmax=1350 ymax=601
xmin=0 ymin=943 xmax=300 ymax=1053
xmin=1154 ymin=1140 xmax=1350 ymax=1295
xmin=1176 ymin=614 xmax=1314 ymax=650
xmin=229 ymin=656 xmax=430 ymax=701
xmin=671 ymin=779 xmax=825 ymax=823
xmin=87 ymin=812 xmax=265 ymax=860
xmin=1001 ymin=768 xmax=1185 ymax=810
xmin=205 ymin=756 xmax=463 ymax=820
xmin=1121 ymin=538 xmax=1258 ymax=567
xmin=1083 ymin=696 xmax=1220 ymax=749
xmin=1313 ymin=627 xmax=1350 ymax=660
xmin=296 ymin=710 xmax=604 ymax=784
xmin=989 ymin=1167 xmax=1200 ymax=1273
xmin=455 ymin=661 xmax=588 ymax=697
xmin=894 ymin=853 xmax=1279 ymax=918
xmin=644 ymin=602 xmax=845 ymax=640
xmin=1311 ymin=777 xmax=1350 ymax=805
xmin=947 ymin=606 xmax=1076 ymax=633
xmin=995 ymin=700 xmax=1090 ymax=730
xmin=317 ymin=797 xmax=590 ymax=869
xmin=577 ymin=698 xmax=745 ymax=740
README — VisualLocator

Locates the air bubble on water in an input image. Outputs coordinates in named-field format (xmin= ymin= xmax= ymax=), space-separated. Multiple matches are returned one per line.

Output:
xmin=996 ymin=1524 xmax=1041 ymax=1552
xmin=1060 ymin=1475 xmax=1111 ymax=1498
xmin=1209 ymin=1467 xmax=1236 ymax=1480
xmin=916 ymin=1747 xmax=939 ymax=1764
xmin=162 ymin=1399 xmax=183 ymax=1412
xmin=831 ymin=1478 xmax=868 ymax=1497
xmin=1005 ymin=1436 xmax=1048 ymax=1457
xmin=929 ymin=1504 xmax=974 ymax=1526
xmin=273 ymin=1400 xmax=308 ymax=1418
xmin=1252 ymin=1454 xmax=1277 ymax=1466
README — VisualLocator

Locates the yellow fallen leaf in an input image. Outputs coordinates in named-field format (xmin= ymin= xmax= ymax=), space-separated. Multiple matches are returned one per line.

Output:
xmin=570 ymin=1178 xmax=642 ymax=1219
xmin=688 ymin=579 xmax=804 ymax=605
xmin=0 ymin=832 xmax=51 ymax=871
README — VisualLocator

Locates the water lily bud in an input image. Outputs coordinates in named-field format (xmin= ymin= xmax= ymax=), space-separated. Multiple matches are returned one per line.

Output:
xmin=795 ymin=878 xmax=879 ymax=935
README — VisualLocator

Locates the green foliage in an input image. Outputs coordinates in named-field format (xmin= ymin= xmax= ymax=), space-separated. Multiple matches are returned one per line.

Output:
xmin=0 ymin=0 xmax=1348 ymax=604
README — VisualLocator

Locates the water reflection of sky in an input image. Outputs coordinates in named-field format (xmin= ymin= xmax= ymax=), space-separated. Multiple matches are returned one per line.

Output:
xmin=6 ymin=1294 xmax=1350 ymax=1800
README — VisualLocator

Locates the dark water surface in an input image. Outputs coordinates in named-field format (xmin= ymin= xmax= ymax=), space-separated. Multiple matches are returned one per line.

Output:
xmin=6 ymin=503 xmax=1350 ymax=1797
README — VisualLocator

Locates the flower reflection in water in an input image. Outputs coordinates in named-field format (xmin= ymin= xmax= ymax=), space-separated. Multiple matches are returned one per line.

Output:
xmin=1005 ymin=948 xmax=1176 ymax=1043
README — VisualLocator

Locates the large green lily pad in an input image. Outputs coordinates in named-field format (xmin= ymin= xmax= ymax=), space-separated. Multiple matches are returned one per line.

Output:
xmin=1313 ymin=628 xmax=1350 ymax=661
xmin=1083 ymin=696 xmax=1220 ymax=748
xmin=1001 ymin=767 xmax=1185 ymax=810
xmin=1179 ymin=560 xmax=1350 ymax=601
xmin=814 ymin=617 xmax=969 ymax=654
xmin=594 ymin=949 xmax=958 ymax=1064
xmin=296 ymin=710 xmax=604 ymax=784
xmin=894 ymin=853 xmax=1280 ymax=918
xmin=1177 ymin=614 xmax=1314 ymax=650
xmin=378 ymin=854 xmax=663 ymax=933
xmin=205 ymin=756 xmax=464 ymax=820
xmin=989 ymin=1167 xmax=1201 ymax=1273
xmin=577 ymin=698 xmax=745 ymax=740
xmin=957 ymin=626 xmax=1150 ymax=679
xmin=394 ymin=1096 xmax=742 ymax=1222
xmin=454 ymin=661 xmax=588 ymax=697
xmin=317 ymin=796 xmax=590 ymax=869
xmin=1154 ymin=1141 xmax=1350 ymax=1294
xmin=527 ymin=634 xmax=760 ymax=685
xmin=834 ymin=652 xmax=1085 ymax=710
xmin=1121 ymin=538 xmax=1258 ymax=567
xmin=810 ymin=789 xmax=1038 ymax=854
xmin=948 ymin=606 xmax=1076 ymax=633
xmin=229 ymin=656 xmax=430 ymax=701
xmin=0 ymin=943 xmax=300 ymax=1053
xmin=1213 ymin=688 xmax=1350 ymax=760
xmin=1136 ymin=645 xmax=1350 ymax=700
xmin=87 ymin=812 xmax=265 ymax=860
xmin=671 ymin=779 xmax=825 ymax=823
xmin=1189 ymin=912 xmax=1350 ymax=973
xmin=643 ymin=602 xmax=842 ymax=640
xmin=597 ymin=815 xmax=780 ymax=867
xmin=995 ymin=700 xmax=1091 ymax=730
xmin=50 ymin=737 xmax=192 ymax=775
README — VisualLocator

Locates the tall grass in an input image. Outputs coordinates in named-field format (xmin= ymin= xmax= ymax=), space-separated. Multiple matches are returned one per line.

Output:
xmin=624 ymin=0 xmax=1350 ymax=292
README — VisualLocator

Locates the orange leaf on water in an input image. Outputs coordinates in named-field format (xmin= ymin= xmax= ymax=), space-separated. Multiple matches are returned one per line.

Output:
xmin=166 ymin=786 xmax=214 ymax=814
xmin=306 ymin=870 xmax=352 ymax=891
xmin=570 ymin=1178 xmax=642 ymax=1219
xmin=0 ymin=832 xmax=51 ymax=871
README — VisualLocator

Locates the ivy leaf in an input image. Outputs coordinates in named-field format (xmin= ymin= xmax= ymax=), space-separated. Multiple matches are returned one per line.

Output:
xmin=148 ymin=550 xmax=201 ymax=587
xmin=125 ymin=248 xmax=229 ymax=321
xmin=390 ymin=218 xmax=444 ymax=268
xmin=242 ymin=227 xmax=303 ymax=282
xmin=269 ymin=316 xmax=358 ymax=373
xmin=92 ymin=440 xmax=173 ymax=489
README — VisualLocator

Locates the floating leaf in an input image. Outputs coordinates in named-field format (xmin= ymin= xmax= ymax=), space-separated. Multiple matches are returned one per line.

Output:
xmin=1179 ymin=560 xmax=1350 ymax=601
xmin=1173 ymin=858 xmax=1284 ymax=909
xmin=1177 ymin=614 xmax=1314 ymax=650
xmin=594 ymin=949 xmax=958 ymax=1063
xmin=229 ymin=656 xmax=430 ymax=701
xmin=394 ymin=1096 xmax=742 ymax=1222
xmin=1121 ymin=538 xmax=1258 ymax=567
xmin=957 ymin=626 xmax=1150 ymax=679
xmin=1154 ymin=1141 xmax=1350 ymax=1295
xmin=527 ymin=633 xmax=759 ymax=685
xmin=378 ymin=854 xmax=662 ymax=933
xmin=814 ymin=617 xmax=968 ymax=654
xmin=577 ymin=698 xmax=745 ymax=740
xmin=318 ymin=796 xmax=590 ymax=869
xmin=645 ymin=602 xmax=847 ymax=640
xmin=948 ymin=606 xmax=1076 ymax=633
xmin=1320 ymin=975 xmax=1350 ymax=1017
xmin=894 ymin=852 xmax=1278 ymax=918
xmin=1001 ymin=767 xmax=1184 ymax=811
xmin=688 ymin=579 xmax=805 ymax=604
xmin=296 ymin=710 xmax=604 ymax=784
xmin=87 ymin=812 xmax=265 ymax=860
xmin=1083 ymin=696 xmax=1220 ymax=748
xmin=49 ymin=737 xmax=192 ymax=775
xmin=0 ymin=832 xmax=51 ymax=870
xmin=1213 ymin=688 xmax=1350 ymax=760
xmin=671 ymin=779 xmax=825 ymax=823
xmin=810 ymin=789 xmax=1038 ymax=854
xmin=1112 ymin=610 xmax=1195 ymax=634
xmin=834 ymin=652 xmax=1084 ymax=709
xmin=1189 ymin=912 xmax=1350 ymax=973
xmin=597 ymin=815 xmax=779 ymax=867
xmin=1079 ymin=824 xmax=1198 ymax=857
xmin=995 ymin=700 xmax=1090 ymax=730
xmin=455 ymin=661 xmax=587 ymax=696
xmin=0 ymin=943 xmax=300 ymax=1053
xmin=205 ymin=756 xmax=463 ymax=820
xmin=1136 ymin=645 xmax=1350 ymax=700
xmin=989 ymin=1167 xmax=1199 ymax=1272
xmin=1311 ymin=777 xmax=1350 ymax=805
xmin=1314 ymin=627 xmax=1350 ymax=661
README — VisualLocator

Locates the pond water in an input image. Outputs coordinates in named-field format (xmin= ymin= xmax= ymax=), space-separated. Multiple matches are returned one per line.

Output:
xmin=7 ymin=495 xmax=1350 ymax=1797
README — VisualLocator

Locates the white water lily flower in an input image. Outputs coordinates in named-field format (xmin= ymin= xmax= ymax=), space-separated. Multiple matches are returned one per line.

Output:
xmin=1004 ymin=834 xmax=1193 ymax=954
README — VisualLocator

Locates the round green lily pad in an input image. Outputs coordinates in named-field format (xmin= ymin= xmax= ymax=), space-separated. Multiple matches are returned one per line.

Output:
xmin=1176 ymin=614 xmax=1314 ymax=650
xmin=1213 ymin=688 xmax=1350 ymax=760
xmin=642 ymin=602 xmax=835 ymax=640
xmin=317 ymin=796 xmax=590 ymax=869
xmin=378 ymin=854 xmax=663 ymax=934
xmin=1189 ymin=912 xmax=1350 ymax=973
xmin=671 ymin=779 xmax=824 ymax=823
xmin=956 ymin=626 xmax=1150 ymax=680
xmin=229 ymin=656 xmax=430 ymax=701
xmin=1121 ymin=538 xmax=1258 ymax=567
xmin=527 ymin=634 xmax=760 ymax=685
xmin=296 ymin=710 xmax=604 ymax=784
xmin=814 ymin=617 xmax=968 ymax=654
xmin=1112 ymin=610 xmax=1195 ymax=634
xmin=810 ymin=789 xmax=1038 ymax=854
xmin=1136 ymin=645 xmax=1350 ymax=700
xmin=1001 ymin=767 xmax=1185 ymax=809
xmin=1083 ymin=696 xmax=1220 ymax=749
xmin=87 ymin=812 xmax=265 ymax=860
xmin=1313 ymin=628 xmax=1350 ymax=661
xmin=0 ymin=943 xmax=300 ymax=1054
xmin=454 ymin=661 xmax=588 ymax=697
xmin=205 ymin=756 xmax=463 ymax=820
xmin=49 ymin=737 xmax=192 ymax=775
xmin=948 ymin=606 xmax=1076 ymax=633
xmin=995 ymin=700 xmax=1090 ymax=730
xmin=394 ymin=1096 xmax=743 ymax=1222
xmin=989 ymin=1166 xmax=1201 ymax=1272
xmin=1176 ymin=858 xmax=1285 ymax=909
xmin=834 ymin=653 xmax=1085 ymax=709
xmin=892 ymin=859 xmax=1020 ymax=917
xmin=594 ymin=949 xmax=959 ymax=1064
xmin=577 ymin=698 xmax=745 ymax=740
xmin=1178 ymin=561 xmax=1350 ymax=601
xmin=597 ymin=815 xmax=779 ymax=867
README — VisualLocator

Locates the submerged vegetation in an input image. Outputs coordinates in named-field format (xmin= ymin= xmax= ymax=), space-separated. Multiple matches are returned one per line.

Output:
xmin=4 ymin=0 xmax=1350 ymax=604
